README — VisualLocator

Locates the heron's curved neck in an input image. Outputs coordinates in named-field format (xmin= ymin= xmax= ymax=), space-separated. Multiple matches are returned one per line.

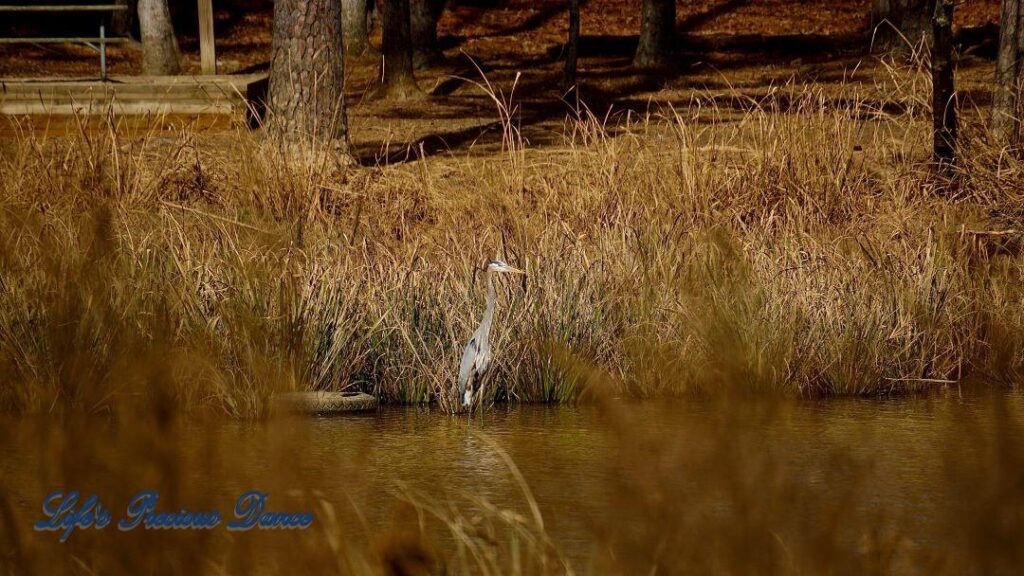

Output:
xmin=479 ymin=270 xmax=497 ymax=340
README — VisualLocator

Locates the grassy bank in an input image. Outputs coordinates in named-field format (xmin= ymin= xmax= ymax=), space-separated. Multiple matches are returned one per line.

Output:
xmin=1 ymin=74 xmax=1023 ymax=416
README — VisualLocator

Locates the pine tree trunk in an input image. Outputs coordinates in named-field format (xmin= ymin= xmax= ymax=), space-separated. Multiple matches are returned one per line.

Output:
xmin=269 ymin=0 xmax=350 ymax=151
xmin=634 ymin=0 xmax=675 ymax=69
xmin=931 ymin=0 xmax=957 ymax=171
xmin=993 ymin=0 xmax=1022 ymax=145
xmin=871 ymin=0 xmax=934 ymax=52
xmin=411 ymin=0 xmax=445 ymax=68
xmin=138 ymin=0 xmax=180 ymax=74
xmin=376 ymin=0 xmax=423 ymax=99
xmin=561 ymin=0 xmax=580 ymax=90
xmin=342 ymin=0 xmax=376 ymax=58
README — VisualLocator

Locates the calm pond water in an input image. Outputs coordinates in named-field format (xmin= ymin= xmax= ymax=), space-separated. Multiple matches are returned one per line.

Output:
xmin=3 ymin=393 xmax=1023 ymax=572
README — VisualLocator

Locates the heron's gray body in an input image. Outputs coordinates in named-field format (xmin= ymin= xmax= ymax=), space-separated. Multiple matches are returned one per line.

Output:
xmin=458 ymin=270 xmax=496 ymax=408
xmin=458 ymin=260 xmax=523 ymax=409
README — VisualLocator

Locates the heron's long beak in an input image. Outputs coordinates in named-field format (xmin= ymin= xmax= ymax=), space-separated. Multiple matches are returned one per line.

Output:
xmin=505 ymin=266 xmax=526 ymax=275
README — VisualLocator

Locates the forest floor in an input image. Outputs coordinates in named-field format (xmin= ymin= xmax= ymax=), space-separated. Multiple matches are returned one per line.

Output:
xmin=0 ymin=0 xmax=1007 ymax=161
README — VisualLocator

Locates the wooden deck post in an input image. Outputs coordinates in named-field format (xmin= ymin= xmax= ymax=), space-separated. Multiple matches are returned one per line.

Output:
xmin=198 ymin=0 xmax=216 ymax=74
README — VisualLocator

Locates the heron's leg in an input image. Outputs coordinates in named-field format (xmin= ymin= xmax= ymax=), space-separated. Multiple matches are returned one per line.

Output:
xmin=474 ymin=381 xmax=485 ymax=422
xmin=478 ymin=371 xmax=494 ymax=412
xmin=465 ymin=381 xmax=476 ymax=416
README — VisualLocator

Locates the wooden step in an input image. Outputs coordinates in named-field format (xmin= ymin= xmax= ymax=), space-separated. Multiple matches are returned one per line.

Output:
xmin=2 ymin=85 xmax=244 ymax=100
xmin=1 ymin=101 xmax=238 ymax=116
xmin=0 ymin=73 xmax=268 ymax=119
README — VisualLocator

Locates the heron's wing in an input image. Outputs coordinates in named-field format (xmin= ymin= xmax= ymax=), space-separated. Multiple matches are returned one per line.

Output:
xmin=458 ymin=337 xmax=478 ymax=390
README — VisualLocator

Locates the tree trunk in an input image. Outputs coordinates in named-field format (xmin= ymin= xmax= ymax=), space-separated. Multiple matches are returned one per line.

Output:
xmin=109 ymin=0 xmax=133 ymax=38
xmin=138 ymin=0 xmax=180 ymax=74
xmin=376 ymin=0 xmax=423 ymax=99
xmin=411 ymin=0 xmax=445 ymax=68
xmin=931 ymin=0 xmax=957 ymax=171
xmin=871 ymin=0 xmax=934 ymax=52
xmin=993 ymin=0 xmax=1023 ymax=145
xmin=269 ymin=0 xmax=350 ymax=151
xmin=342 ymin=0 xmax=376 ymax=58
xmin=561 ymin=0 xmax=580 ymax=91
xmin=634 ymin=0 xmax=675 ymax=69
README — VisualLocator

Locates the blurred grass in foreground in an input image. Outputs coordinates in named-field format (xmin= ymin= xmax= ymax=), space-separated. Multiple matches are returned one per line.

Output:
xmin=1 ymin=390 xmax=1022 ymax=574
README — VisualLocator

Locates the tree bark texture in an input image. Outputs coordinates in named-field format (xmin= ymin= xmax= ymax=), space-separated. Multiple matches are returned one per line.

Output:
xmin=993 ymin=0 xmax=1023 ymax=145
xmin=411 ymin=0 xmax=445 ymax=68
xmin=269 ymin=0 xmax=350 ymax=148
xmin=342 ymin=0 xmax=376 ymax=58
xmin=138 ymin=0 xmax=180 ymax=74
xmin=109 ymin=0 xmax=134 ymax=38
xmin=931 ymin=0 xmax=957 ymax=170
xmin=871 ymin=0 xmax=934 ymax=51
xmin=378 ymin=0 xmax=422 ymax=99
xmin=634 ymin=0 xmax=675 ymax=69
xmin=562 ymin=0 xmax=580 ymax=90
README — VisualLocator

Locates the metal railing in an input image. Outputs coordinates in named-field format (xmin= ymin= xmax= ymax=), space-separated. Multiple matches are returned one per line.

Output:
xmin=0 ymin=4 xmax=130 ymax=80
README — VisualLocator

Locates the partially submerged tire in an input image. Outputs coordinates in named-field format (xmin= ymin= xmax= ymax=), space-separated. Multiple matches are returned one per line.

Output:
xmin=274 ymin=391 xmax=378 ymax=415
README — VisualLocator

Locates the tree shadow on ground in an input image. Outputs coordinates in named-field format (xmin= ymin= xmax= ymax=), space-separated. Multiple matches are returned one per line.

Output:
xmin=193 ymin=1 xmax=1002 ymax=167
xmin=350 ymin=36 xmax=880 ymax=166
xmin=677 ymin=0 xmax=749 ymax=34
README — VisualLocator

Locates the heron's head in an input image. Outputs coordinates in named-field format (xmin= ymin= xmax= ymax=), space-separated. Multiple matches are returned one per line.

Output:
xmin=486 ymin=260 xmax=526 ymax=275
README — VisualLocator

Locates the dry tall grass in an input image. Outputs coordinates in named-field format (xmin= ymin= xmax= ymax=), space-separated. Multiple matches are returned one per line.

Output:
xmin=1 ymin=68 xmax=1023 ymax=417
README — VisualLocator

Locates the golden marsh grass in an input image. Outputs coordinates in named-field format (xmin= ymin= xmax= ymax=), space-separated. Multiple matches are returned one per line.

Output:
xmin=1 ymin=67 xmax=1023 ymax=417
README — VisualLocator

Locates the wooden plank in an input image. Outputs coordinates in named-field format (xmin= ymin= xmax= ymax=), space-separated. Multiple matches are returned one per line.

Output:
xmin=0 ymin=74 xmax=269 ymax=120
xmin=2 ymin=91 xmax=241 ymax=102
xmin=1 ymin=86 xmax=247 ymax=102
xmin=0 ymin=37 xmax=129 ymax=43
xmin=0 ymin=5 xmax=128 ymax=11
xmin=0 ymin=101 xmax=237 ymax=116
xmin=0 ymin=74 xmax=266 ymax=86
xmin=198 ymin=0 xmax=217 ymax=75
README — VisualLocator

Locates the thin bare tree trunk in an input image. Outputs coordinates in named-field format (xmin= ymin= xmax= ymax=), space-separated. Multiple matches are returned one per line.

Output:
xmin=931 ymin=0 xmax=956 ymax=171
xmin=342 ymin=0 xmax=376 ymax=58
xmin=411 ymin=0 xmax=445 ymax=68
xmin=375 ymin=0 xmax=423 ymax=99
xmin=871 ymin=0 xmax=934 ymax=52
xmin=138 ymin=0 xmax=180 ymax=74
xmin=634 ymin=0 xmax=675 ymax=69
xmin=993 ymin=0 xmax=1022 ymax=145
xmin=561 ymin=0 xmax=580 ymax=90
xmin=269 ymin=0 xmax=350 ymax=152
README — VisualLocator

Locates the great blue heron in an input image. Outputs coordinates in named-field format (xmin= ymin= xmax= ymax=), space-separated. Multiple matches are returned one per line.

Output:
xmin=458 ymin=259 xmax=526 ymax=410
